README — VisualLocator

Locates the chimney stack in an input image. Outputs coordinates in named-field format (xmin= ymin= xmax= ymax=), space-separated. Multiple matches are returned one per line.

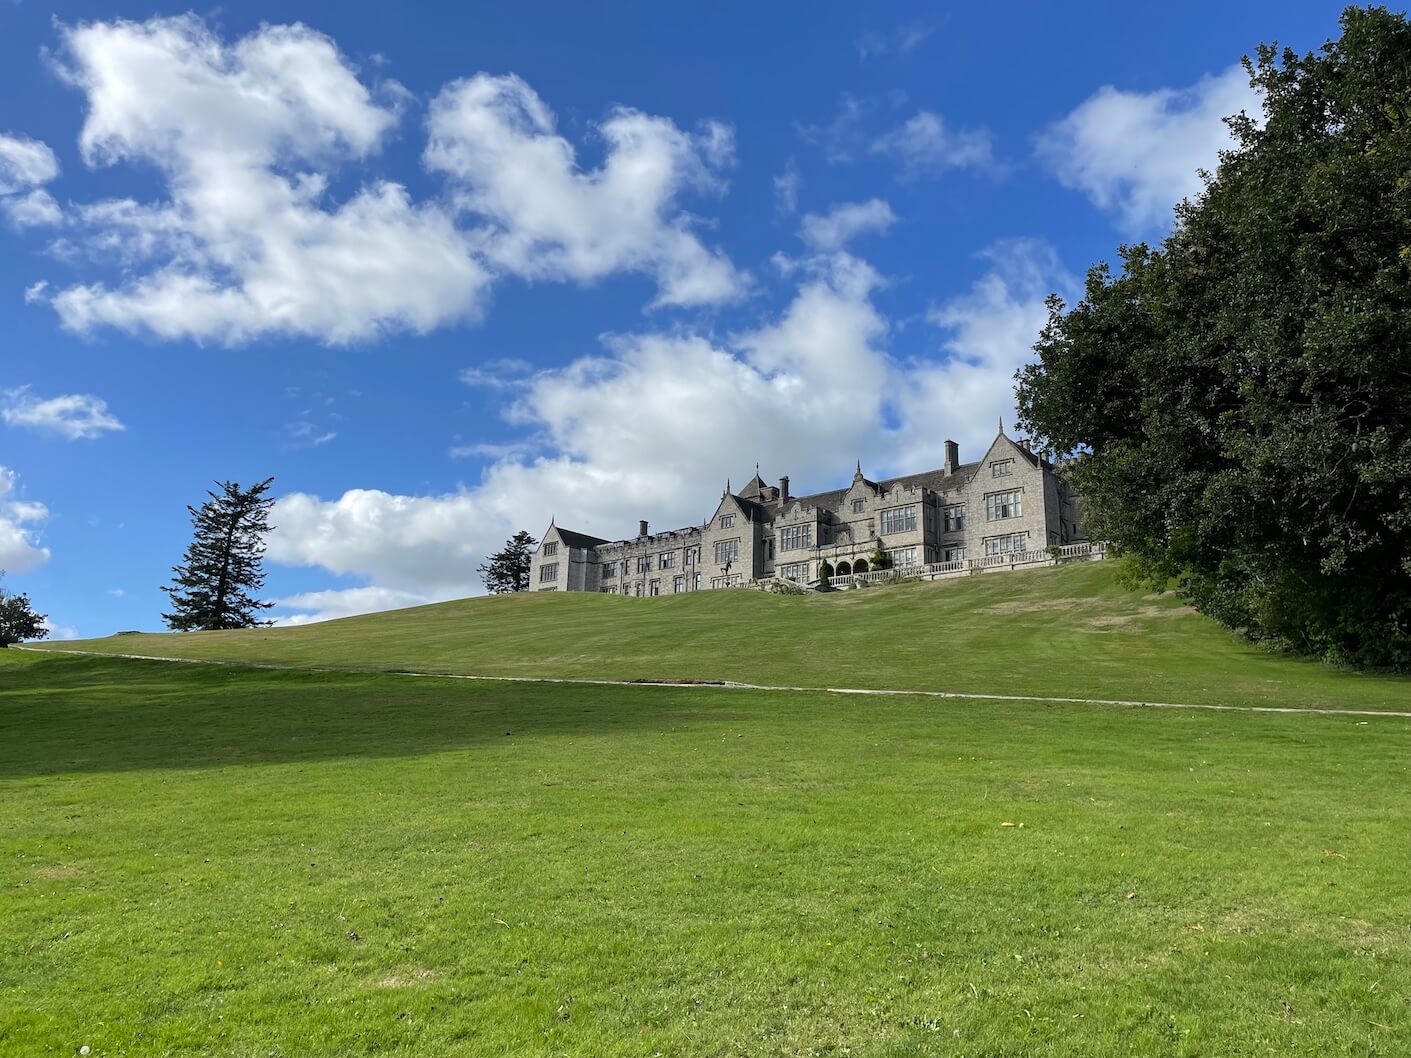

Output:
xmin=779 ymin=476 xmax=790 ymax=502
xmin=943 ymin=439 xmax=960 ymax=474
xmin=638 ymin=519 xmax=649 ymax=538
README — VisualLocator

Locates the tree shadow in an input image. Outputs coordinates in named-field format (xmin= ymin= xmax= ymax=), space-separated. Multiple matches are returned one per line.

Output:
xmin=0 ymin=654 xmax=754 ymax=780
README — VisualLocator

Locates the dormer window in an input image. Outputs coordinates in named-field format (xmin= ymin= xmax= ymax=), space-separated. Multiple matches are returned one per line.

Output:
xmin=720 ymin=514 xmax=735 ymax=529
xmin=851 ymin=499 xmax=865 ymax=513
xmin=991 ymin=459 xmax=1014 ymax=478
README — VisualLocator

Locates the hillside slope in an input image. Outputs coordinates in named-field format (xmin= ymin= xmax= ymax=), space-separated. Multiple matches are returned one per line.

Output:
xmin=35 ymin=563 xmax=1409 ymax=711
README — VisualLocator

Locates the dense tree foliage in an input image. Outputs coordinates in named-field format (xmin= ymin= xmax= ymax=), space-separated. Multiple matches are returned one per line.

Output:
xmin=1016 ymin=7 xmax=1411 ymax=667
xmin=0 ymin=574 xmax=48 ymax=647
xmin=163 ymin=479 xmax=276 ymax=630
xmin=479 ymin=531 xmax=537 ymax=594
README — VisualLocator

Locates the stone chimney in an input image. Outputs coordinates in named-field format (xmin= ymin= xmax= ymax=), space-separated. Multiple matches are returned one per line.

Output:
xmin=779 ymin=476 xmax=790 ymax=502
xmin=943 ymin=439 xmax=960 ymax=474
xmin=638 ymin=519 xmax=649 ymax=538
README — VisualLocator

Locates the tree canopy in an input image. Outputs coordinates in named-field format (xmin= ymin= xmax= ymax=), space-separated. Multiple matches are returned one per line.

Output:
xmin=479 ymin=531 xmax=537 ymax=594
xmin=0 ymin=575 xmax=48 ymax=647
xmin=1017 ymin=6 xmax=1411 ymax=668
xmin=163 ymin=479 xmax=276 ymax=631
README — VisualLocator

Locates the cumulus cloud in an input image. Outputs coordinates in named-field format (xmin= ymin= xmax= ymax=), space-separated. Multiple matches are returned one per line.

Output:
xmin=425 ymin=73 xmax=745 ymax=308
xmin=0 ymin=132 xmax=62 ymax=227
xmin=26 ymin=16 xmax=742 ymax=344
xmin=1036 ymin=64 xmax=1259 ymax=232
xmin=871 ymin=111 xmax=995 ymax=176
xmin=892 ymin=239 xmax=1073 ymax=469
xmin=0 ymin=133 xmax=58 ymax=193
xmin=2 ymin=386 xmax=125 ymax=439
xmin=798 ymin=199 xmax=896 ymax=251
xmin=42 ymin=16 xmax=488 ymax=344
xmin=0 ymin=466 xmax=51 ymax=574
xmin=266 ymin=245 xmax=1067 ymax=623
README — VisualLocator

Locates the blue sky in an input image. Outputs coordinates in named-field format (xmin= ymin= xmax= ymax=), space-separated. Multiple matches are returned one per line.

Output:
xmin=0 ymin=0 xmax=1346 ymax=635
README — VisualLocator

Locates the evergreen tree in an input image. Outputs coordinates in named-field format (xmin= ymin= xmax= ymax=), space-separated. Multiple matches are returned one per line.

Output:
xmin=162 ymin=478 xmax=276 ymax=631
xmin=0 ymin=574 xmax=48 ymax=647
xmin=1015 ymin=7 xmax=1411 ymax=667
xmin=478 ymin=531 xmax=537 ymax=594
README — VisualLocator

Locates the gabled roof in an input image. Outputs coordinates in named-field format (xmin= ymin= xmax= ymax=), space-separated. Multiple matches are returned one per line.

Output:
xmin=737 ymin=471 xmax=770 ymax=499
xmin=552 ymin=526 xmax=610 ymax=549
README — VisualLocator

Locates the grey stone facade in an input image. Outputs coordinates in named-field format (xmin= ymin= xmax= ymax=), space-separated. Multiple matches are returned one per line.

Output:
xmin=530 ymin=427 xmax=1086 ymax=594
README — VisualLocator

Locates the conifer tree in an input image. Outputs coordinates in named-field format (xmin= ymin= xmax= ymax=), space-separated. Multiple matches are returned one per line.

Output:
xmin=162 ymin=478 xmax=276 ymax=630
xmin=478 ymin=531 xmax=537 ymax=594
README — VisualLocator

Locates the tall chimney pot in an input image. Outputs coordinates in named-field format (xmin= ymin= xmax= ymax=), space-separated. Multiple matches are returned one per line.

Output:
xmin=779 ymin=476 xmax=790 ymax=502
xmin=943 ymin=439 xmax=960 ymax=474
xmin=639 ymin=519 xmax=649 ymax=538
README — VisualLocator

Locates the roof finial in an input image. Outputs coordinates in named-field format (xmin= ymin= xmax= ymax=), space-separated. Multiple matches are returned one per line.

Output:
xmin=856 ymin=458 xmax=862 ymax=476
xmin=998 ymin=415 xmax=1004 ymax=434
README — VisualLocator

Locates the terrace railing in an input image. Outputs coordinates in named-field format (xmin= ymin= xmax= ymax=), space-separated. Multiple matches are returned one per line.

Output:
xmin=802 ymin=540 xmax=1108 ymax=591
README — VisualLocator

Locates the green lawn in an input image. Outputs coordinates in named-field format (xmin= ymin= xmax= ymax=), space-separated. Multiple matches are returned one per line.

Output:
xmin=30 ymin=563 xmax=1411 ymax=712
xmin=2 ymin=647 xmax=1409 ymax=1057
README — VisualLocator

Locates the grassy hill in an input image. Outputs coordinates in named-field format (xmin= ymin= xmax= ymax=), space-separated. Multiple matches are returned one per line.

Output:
xmin=6 ymin=565 xmax=1410 ymax=1055
xmin=34 ymin=562 xmax=1411 ymax=712
xmin=2 ymin=648 xmax=1409 ymax=1056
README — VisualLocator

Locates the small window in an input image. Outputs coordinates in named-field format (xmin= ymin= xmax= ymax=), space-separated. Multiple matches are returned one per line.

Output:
xmin=720 ymin=514 xmax=735 ymax=529
xmin=649 ymin=580 xmax=661 ymax=597
xmin=539 ymin=563 xmax=558 ymax=582
xmin=991 ymin=459 xmax=1014 ymax=478
xmin=886 ymin=547 xmax=918 ymax=568
xmin=542 ymin=541 xmax=558 ymax=557
xmin=635 ymin=582 xmax=644 ymax=597
xmin=944 ymin=505 xmax=966 ymax=532
xmin=693 ymin=573 xmax=702 ymax=590
xmin=984 ymin=533 xmax=1028 ymax=556
xmin=660 ymin=551 xmax=676 ymax=569
xmin=602 ymin=561 xmax=617 ymax=577
xmin=637 ymin=555 xmax=651 ymax=573
xmin=779 ymin=561 xmax=810 ymax=582
xmin=851 ymin=499 xmax=865 ymax=513
xmin=673 ymin=575 xmax=684 ymax=593
xmin=713 ymin=539 xmax=740 ymax=565
xmin=943 ymin=546 xmax=967 ymax=563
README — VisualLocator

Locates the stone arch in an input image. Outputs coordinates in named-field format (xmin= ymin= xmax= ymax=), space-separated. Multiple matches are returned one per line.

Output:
xmin=853 ymin=558 xmax=869 ymax=574
xmin=835 ymin=561 xmax=852 ymax=576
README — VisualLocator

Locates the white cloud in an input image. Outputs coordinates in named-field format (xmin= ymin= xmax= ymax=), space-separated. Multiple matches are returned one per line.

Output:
xmin=2 ymin=386 xmax=125 ymax=440
xmin=856 ymin=18 xmax=934 ymax=61
xmin=44 ymin=16 xmax=491 ymax=345
xmin=0 ymin=466 xmax=51 ymax=574
xmin=268 ymin=245 xmax=1067 ymax=622
xmin=893 ymin=239 xmax=1073 ymax=469
xmin=871 ymin=111 xmax=994 ymax=176
xmin=27 ymin=16 xmax=747 ymax=343
xmin=1036 ymin=64 xmax=1258 ymax=232
xmin=798 ymin=199 xmax=896 ymax=251
xmin=0 ymin=133 xmax=58 ymax=193
xmin=39 ymin=618 xmax=79 ymax=641
xmin=773 ymin=161 xmax=800 ymax=215
xmin=269 ymin=585 xmax=435 ymax=625
xmin=458 ymin=357 xmax=534 ymax=389
xmin=424 ymin=73 xmax=745 ymax=308
xmin=0 ymin=133 xmax=62 ymax=227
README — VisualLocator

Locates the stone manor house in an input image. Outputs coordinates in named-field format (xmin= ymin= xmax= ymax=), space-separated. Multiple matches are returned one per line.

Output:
xmin=529 ymin=426 xmax=1088 ymax=595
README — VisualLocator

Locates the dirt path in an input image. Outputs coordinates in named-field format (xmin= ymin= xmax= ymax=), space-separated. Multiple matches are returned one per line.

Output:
xmin=15 ymin=644 xmax=1411 ymax=720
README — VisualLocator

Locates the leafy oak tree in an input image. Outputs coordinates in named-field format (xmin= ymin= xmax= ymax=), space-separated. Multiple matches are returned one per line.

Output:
xmin=163 ymin=478 xmax=276 ymax=630
xmin=478 ymin=531 xmax=537 ymax=594
xmin=0 ymin=574 xmax=48 ymax=647
xmin=1016 ymin=6 xmax=1411 ymax=667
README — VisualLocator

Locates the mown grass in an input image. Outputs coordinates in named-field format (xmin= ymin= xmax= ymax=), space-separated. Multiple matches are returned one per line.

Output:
xmin=31 ymin=563 xmax=1411 ymax=712
xmin=2 ymin=648 xmax=1409 ymax=1057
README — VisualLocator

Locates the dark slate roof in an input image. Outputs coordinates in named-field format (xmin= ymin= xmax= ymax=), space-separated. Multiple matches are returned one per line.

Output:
xmin=554 ymin=526 xmax=611 ymax=549
xmin=789 ymin=461 xmax=983 ymax=513
xmin=737 ymin=472 xmax=770 ymax=499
